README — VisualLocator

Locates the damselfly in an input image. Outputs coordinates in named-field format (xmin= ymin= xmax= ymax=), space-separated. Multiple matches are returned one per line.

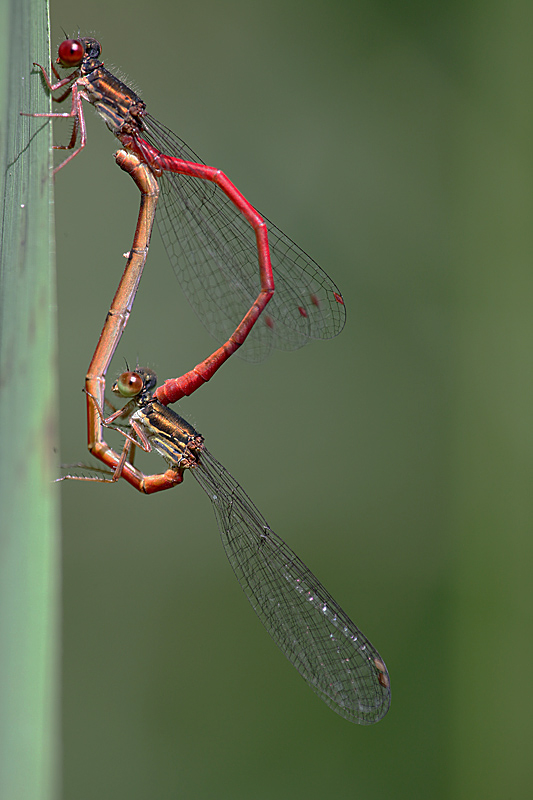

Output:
xmin=66 ymin=366 xmax=390 ymax=724
xmin=24 ymin=37 xmax=346 ymax=367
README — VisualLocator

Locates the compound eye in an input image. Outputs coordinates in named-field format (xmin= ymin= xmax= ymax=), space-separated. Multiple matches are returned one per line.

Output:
xmin=57 ymin=39 xmax=84 ymax=67
xmin=115 ymin=371 xmax=144 ymax=398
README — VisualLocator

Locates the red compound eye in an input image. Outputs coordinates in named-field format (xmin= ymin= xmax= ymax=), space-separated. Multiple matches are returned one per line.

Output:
xmin=57 ymin=39 xmax=84 ymax=67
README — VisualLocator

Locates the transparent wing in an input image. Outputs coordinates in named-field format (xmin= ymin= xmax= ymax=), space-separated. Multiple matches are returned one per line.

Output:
xmin=143 ymin=114 xmax=346 ymax=363
xmin=191 ymin=447 xmax=390 ymax=724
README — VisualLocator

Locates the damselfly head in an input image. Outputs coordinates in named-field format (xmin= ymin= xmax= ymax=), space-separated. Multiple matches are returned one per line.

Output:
xmin=56 ymin=37 xmax=102 ymax=68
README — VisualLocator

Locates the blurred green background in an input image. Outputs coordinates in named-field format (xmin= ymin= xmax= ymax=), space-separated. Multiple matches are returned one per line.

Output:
xmin=50 ymin=0 xmax=532 ymax=797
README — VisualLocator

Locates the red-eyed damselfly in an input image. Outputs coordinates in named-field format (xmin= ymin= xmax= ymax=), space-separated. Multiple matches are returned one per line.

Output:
xmin=24 ymin=37 xmax=346 ymax=372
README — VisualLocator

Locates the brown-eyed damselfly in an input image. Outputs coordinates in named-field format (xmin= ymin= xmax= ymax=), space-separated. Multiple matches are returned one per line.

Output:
xmin=65 ymin=366 xmax=390 ymax=725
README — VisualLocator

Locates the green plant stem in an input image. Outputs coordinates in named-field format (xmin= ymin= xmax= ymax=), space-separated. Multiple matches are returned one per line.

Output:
xmin=0 ymin=1 xmax=60 ymax=798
